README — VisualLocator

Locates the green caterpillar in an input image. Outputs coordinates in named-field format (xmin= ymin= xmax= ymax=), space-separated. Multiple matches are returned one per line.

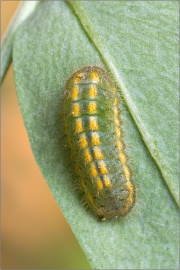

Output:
xmin=62 ymin=66 xmax=135 ymax=221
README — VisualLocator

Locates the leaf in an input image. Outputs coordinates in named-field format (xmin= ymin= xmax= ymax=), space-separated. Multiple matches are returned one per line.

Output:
xmin=13 ymin=1 xmax=179 ymax=269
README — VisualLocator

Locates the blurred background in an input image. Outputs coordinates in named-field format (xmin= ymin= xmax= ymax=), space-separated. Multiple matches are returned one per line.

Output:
xmin=1 ymin=2 xmax=91 ymax=269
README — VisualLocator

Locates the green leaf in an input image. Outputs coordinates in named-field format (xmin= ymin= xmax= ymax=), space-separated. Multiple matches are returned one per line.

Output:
xmin=13 ymin=1 xmax=179 ymax=269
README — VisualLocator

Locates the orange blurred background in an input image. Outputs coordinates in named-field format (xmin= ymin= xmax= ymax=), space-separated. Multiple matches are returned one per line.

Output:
xmin=1 ymin=2 xmax=91 ymax=269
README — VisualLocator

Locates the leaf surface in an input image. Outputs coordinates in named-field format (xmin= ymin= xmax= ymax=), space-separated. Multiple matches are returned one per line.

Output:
xmin=13 ymin=2 xmax=179 ymax=269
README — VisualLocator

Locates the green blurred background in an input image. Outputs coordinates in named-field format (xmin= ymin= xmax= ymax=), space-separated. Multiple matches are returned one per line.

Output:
xmin=1 ymin=2 xmax=91 ymax=269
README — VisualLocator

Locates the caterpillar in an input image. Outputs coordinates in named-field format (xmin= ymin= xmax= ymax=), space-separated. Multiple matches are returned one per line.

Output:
xmin=62 ymin=66 xmax=135 ymax=221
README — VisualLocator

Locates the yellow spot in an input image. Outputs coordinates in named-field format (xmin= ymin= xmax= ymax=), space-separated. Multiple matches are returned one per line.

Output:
xmin=84 ymin=149 xmax=92 ymax=163
xmin=98 ymin=161 xmax=108 ymax=175
xmin=90 ymin=163 xmax=98 ymax=177
xmin=87 ymin=192 xmax=94 ymax=204
xmin=114 ymin=116 xmax=120 ymax=126
xmin=67 ymin=137 xmax=73 ymax=148
xmin=75 ymin=118 xmax=83 ymax=133
xmin=89 ymin=116 xmax=98 ymax=131
xmin=93 ymin=147 xmax=104 ymax=160
xmin=89 ymin=85 xmax=97 ymax=98
xmin=103 ymin=175 xmax=112 ymax=187
xmin=88 ymin=101 xmax=97 ymax=114
xmin=120 ymin=205 xmax=129 ymax=215
xmin=126 ymin=181 xmax=135 ymax=204
xmin=80 ymin=178 xmax=86 ymax=190
xmin=114 ymin=106 xmax=118 ymax=116
xmin=114 ymin=98 xmax=118 ymax=106
xmin=117 ymin=140 xmax=123 ymax=150
xmin=96 ymin=178 xmax=103 ymax=190
xmin=71 ymin=85 xmax=79 ymax=99
xmin=73 ymin=73 xmax=83 ymax=83
xmin=72 ymin=103 xmax=80 ymax=117
xmin=86 ymin=192 xmax=99 ymax=212
xmin=91 ymin=132 xmax=101 ymax=146
xmin=119 ymin=152 xmax=126 ymax=164
xmin=112 ymin=88 xmax=116 ymax=94
xmin=79 ymin=134 xmax=88 ymax=148
xmin=115 ymin=126 xmax=121 ymax=138
xmin=90 ymin=72 xmax=100 ymax=83
xmin=123 ymin=165 xmax=131 ymax=180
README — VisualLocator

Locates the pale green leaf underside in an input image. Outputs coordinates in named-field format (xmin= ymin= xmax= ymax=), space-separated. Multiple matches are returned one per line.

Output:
xmin=13 ymin=2 xmax=179 ymax=269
